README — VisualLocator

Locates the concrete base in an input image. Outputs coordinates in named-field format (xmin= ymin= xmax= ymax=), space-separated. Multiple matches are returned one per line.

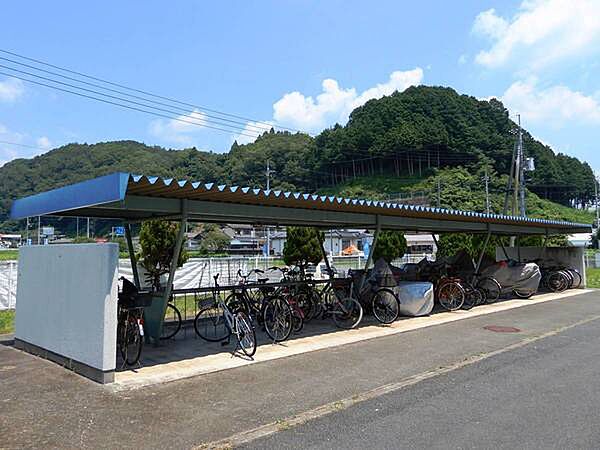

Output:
xmin=14 ymin=338 xmax=114 ymax=384
xmin=113 ymin=289 xmax=594 ymax=389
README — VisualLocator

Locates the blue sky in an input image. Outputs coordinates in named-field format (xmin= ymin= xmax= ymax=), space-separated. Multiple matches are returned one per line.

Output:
xmin=1 ymin=0 xmax=599 ymax=172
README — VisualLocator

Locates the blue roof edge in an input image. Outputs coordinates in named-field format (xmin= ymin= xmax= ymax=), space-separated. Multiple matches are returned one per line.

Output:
xmin=10 ymin=172 xmax=130 ymax=220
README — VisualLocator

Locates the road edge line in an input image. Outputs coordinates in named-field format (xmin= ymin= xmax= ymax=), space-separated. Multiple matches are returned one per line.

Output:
xmin=196 ymin=313 xmax=600 ymax=449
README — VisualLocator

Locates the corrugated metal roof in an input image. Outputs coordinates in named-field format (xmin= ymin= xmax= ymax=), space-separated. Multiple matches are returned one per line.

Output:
xmin=9 ymin=172 xmax=592 ymax=235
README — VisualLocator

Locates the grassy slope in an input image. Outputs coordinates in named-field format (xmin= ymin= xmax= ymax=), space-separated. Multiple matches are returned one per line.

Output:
xmin=321 ymin=171 xmax=595 ymax=225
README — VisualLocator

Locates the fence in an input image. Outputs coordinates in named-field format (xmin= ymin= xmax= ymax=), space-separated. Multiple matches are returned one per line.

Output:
xmin=0 ymin=253 xmax=434 ymax=310
xmin=585 ymin=250 xmax=600 ymax=269
xmin=0 ymin=261 xmax=17 ymax=310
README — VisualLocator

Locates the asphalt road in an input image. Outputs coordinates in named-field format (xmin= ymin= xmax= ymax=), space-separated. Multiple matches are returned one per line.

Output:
xmin=2 ymin=291 xmax=600 ymax=449
xmin=242 ymin=317 xmax=600 ymax=450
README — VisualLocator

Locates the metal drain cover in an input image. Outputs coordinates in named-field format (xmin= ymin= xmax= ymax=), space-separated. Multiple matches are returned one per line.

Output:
xmin=483 ymin=325 xmax=521 ymax=333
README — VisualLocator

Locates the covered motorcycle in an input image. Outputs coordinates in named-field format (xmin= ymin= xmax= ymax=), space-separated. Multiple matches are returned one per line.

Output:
xmin=480 ymin=260 xmax=541 ymax=298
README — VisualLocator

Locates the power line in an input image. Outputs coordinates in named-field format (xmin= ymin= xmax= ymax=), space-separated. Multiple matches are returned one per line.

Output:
xmin=0 ymin=71 xmax=260 ymax=139
xmin=0 ymin=48 xmax=299 ymax=133
xmin=0 ymin=65 xmax=261 ymax=138
xmin=0 ymin=55 xmax=274 ymax=134
xmin=0 ymin=140 xmax=51 ymax=152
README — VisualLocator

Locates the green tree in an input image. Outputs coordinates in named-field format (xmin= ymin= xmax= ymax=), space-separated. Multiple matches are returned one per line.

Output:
xmin=198 ymin=224 xmax=230 ymax=254
xmin=437 ymin=233 xmax=474 ymax=259
xmin=139 ymin=220 xmax=189 ymax=289
xmin=373 ymin=231 xmax=407 ymax=263
xmin=283 ymin=226 xmax=324 ymax=268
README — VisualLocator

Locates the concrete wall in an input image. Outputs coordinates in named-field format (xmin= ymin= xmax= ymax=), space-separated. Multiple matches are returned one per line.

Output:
xmin=15 ymin=244 xmax=119 ymax=379
xmin=496 ymin=246 xmax=586 ymax=288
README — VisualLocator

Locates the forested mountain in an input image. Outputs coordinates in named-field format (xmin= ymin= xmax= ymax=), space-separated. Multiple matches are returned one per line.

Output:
xmin=0 ymin=86 xmax=596 ymax=233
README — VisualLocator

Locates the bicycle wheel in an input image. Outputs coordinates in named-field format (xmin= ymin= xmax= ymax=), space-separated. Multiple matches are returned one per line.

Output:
xmin=462 ymin=284 xmax=482 ymax=310
xmin=332 ymin=297 xmax=363 ymax=329
xmin=437 ymin=282 xmax=465 ymax=311
xmin=476 ymin=276 xmax=501 ymax=304
xmin=160 ymin=303 xmax=182 ymax=340
xmin=547 ymin=271 xmax=568 ymax=292
xmin=372 ymin=288 xmax=399 ymax=324
xmin=295 ymin=290 xmax=315 ymax=323
xmin=561 ymin=269 xmax=574 ymax=289
xmin=194 ymin=304 xmax=230 ymax=342
xmin=291 ymin=307 xmax=304 ymax=333
xmin=120 ymin=316 xmax=143 ymax=366
xmin=305 ymin=288 xmax=323 ymax=321
xmin=568 ymin=268 xmax=582 ymax=289
xmin=235 ymin=311 xmax=257 ymax=357
xmin=263 ymin=296 xmax=293 ymax=342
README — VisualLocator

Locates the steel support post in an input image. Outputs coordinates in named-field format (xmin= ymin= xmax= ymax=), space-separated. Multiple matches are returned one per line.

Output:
xmin=539 ymin=231 xmax=549 ymax=261
xmin=431 ymin=233 xmax=439 ymax=255
xmin=474 ymin=227 xmax=492 ymax=276
xmin=499 ymin=241 xmax=511 ymax=261
xmin=156 ymin=201 xmax=188 ymax=342
xmin=320 ymin=235 xmax=334 ymax=280
xmin=124 ymin=223 xmax=140 ymax=289
xmin=359 ymin=216 xmax=381 ymax=291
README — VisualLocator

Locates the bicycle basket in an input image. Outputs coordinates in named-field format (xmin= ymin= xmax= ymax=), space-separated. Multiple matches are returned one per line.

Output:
xmin=198 ymin=297 xmax=216 ymax=309
xmin=119 ymin=292 xmax=153 ymax=309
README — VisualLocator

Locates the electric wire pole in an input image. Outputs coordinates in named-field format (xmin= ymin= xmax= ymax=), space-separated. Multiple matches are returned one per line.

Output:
xmin=517 ymin=115 xmax=526 ymax=217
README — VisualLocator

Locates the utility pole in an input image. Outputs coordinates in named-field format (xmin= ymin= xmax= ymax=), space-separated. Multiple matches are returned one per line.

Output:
xmin=437 ymin=178 xmax=441 ymax=208
xmin=87 ymin=217 xmax=90 ymax=239
xmin=483 ymin=168 xmax=490 ymax=214
xmin=595 ymin=173 xmax=599 ymax=230
xmin=265 ymin=160 xmax=274 ymax=257
xmin=37 ymin=216 xmax=41 ymax=245
xmin=26 ymin=216 xmax=29 ymax=245
xmin=76 ymin=217 xmax=79 ymax=238
xmin=513 ymin=115 xmax=522 ymax=216
xmin=517 ymin=114 xmax=526 ymax=216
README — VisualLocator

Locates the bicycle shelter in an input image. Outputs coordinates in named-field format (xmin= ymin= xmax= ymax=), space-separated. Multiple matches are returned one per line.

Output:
xmin=9 ymin=172 xmax=591 ymax=383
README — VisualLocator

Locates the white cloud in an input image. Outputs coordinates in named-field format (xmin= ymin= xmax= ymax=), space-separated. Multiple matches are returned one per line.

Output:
xmin=36 ymin=136 xmax=52 ymax=149
xmin=233 ymin=120 xmax=274 ymax=145
xmin=473 ymin=0 xmax=600 ymax=69
xmin=272 ymin=68 xmax=423 ymax=132
xmin=472 ymin=8 xmax=508 ymax=40
xmin=0 ymin=124 xmax=50 ymax=167
xmin=148 ymin=109 xmax=207 ymax=145
xmin=500 ymin=78 xmax=600 ymax=126
xmin=458 ymin=54 xmax=468 ymax=65
xmin=0 ymin=77 xmax=25 ymax=102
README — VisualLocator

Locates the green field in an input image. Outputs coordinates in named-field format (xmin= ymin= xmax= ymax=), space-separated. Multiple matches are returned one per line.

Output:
xmin=0 ymin=309 xmax=15 ymax=334
xmin=0 ymin=250 xmax=18 ymax=261
xmin=586 ymin=268 xmax=600 ymax=289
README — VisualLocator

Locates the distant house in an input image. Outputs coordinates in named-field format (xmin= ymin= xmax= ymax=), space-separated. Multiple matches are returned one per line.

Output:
xmin=271 ymin=230 xmax=437 ymax=258
xmin=270 ymin=229 xmax=372 ymax=256
xmin=0 ymin=234 xmax=22 ymax=248
xmin=405 ymin=233 xmax=437 ymax=255
xmin=223 ymin=224 xmax=266 ymax=256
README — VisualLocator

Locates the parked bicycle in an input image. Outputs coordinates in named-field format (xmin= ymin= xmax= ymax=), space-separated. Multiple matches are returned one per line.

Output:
xmin=366 ymin=277 xmax=400 ymax=324
xmin=313 ymin=276 xmax=363 ymax=329
xmin=193 ymin=274 xmax=257 ymax=357
xmin=436 ymin=276 xmax=483 ymax=311
xmin=117 ymin=277 xmax=152 ymax=366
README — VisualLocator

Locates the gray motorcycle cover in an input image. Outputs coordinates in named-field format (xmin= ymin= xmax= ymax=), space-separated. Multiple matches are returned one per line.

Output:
xmin=364 ymin=258 xmax=434 ymax=316
xmin=481 ymin=261 xmax=541 ymax=294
